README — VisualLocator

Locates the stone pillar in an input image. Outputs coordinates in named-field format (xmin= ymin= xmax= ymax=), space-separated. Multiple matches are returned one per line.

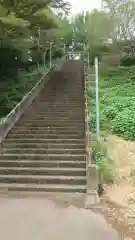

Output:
xmin=85 ymin=164 xmax=100 ymax=209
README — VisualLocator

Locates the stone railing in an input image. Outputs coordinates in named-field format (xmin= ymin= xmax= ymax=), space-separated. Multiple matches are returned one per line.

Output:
xmin=0 ymin=66 xmax=55 ymax=144
xmin=83 ymin=64 xmax=100 ymax=209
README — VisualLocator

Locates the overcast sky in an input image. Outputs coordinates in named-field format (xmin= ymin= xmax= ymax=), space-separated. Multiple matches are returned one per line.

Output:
xmin=69 ymin=0 xmax=101 ymax=15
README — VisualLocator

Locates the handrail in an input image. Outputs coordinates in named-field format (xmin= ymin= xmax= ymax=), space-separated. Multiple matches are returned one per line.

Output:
xmin=0 ymin=66 xmax=55 ymax=144
xmin=84 ymin=65 xmax=91 ymax=166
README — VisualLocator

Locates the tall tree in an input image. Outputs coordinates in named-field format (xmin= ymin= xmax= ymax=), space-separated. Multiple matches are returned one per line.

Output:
xmin=103 ymin=0 xmax=135 ymax=40
xmin=0 ymin=0 xmax=70 ymax=78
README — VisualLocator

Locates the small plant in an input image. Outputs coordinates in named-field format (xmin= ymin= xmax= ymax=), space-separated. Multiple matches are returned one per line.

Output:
xmin=92 ymin=137 xmax=116 ymax=184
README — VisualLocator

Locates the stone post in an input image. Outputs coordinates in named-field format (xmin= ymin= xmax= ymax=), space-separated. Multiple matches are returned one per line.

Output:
xmin=85 ymin=164 xmax=100 ymax=209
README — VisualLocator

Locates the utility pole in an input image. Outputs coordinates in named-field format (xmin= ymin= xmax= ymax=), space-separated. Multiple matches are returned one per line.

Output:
xmin=95 ymin=57 xmax=100 ymax=142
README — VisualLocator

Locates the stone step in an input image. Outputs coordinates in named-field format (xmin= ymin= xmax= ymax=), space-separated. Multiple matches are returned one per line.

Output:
xmin=35 ymin=106 xmax=84 ymax=109
xmin=20 ymin=117 xmax=84 ymax=121
xmin=31 ymin=105 xmax=84 ymax=108
xmin=28 ymin=110 xmax=84 ymax=114
xmin=38 ymin=96 xmax=84 ymax=99
xmin=40 ymin=89 xmax=83 ymax=92
xmin=15 ymin=125 xmax=85 ymax=130
xmin=16 ymin=122 xmax=85 ymax=126
xmin=30 ymin=104 xmax=84 ymax=107
xmin=20 ymin=119 xmax=84 ymax=123
xmin=3 ymin=143 xmax=85 ymax=149
xmin=2 ymin=148 xmax=85 ymax=155
xmin=0 ymin=167 xmax=86 ymax=176
xmin=31 ymin=102 xmax=83 ymax=104
xmin=20 ymin=116 xmax=85 ymax=120
xmin=20 ymin=118 xmax=84 ymax=122
xmin=32 ymin=101 xmax=84 ymax=104
xmin=0 ymin=183 xmax=86 ymax=193
xmin=38 ymin=94 xmax=83 ymax=97
xmin=37 ymin=99 xmax=84 ymax=101
xmin=0 ymin=174 xmax=86 ymax=185
xmin=28 ymin=102 xmax=83 ymax=104
xmin=34 ymin=96 xmax=84 ymax=98
xmin=30 ymin=109 xmax=84 ymax=113
xmin=7 ymin=134 xmax=84 ymax=139
xmin=0 ymin=160 xmax=86 ymax=168
xmin=0 ymin=153 xmax=86 ymax=161
xmin=20 ymin=115 xmax=84 ymax=119
xmin=37 ymin=100 xmax=84 ymax=102
xmin=4 ymin=138 xmax=84 ymax=144
xmin=32 ymin=105 xmax=84 ymax=108
xmin=11 ymin=129 xmax=84 ymax=134
xmin=30 ymin=111 xmax=84 ymax=114
xmin=13 ymin=126 xmax=84 ymax=130
xmin=25 ymin=107 xmax=84 ymax=110
xmin=39 ymin=98 xmax=84 ymax=101
xmin=39 ymin=90 xmax=83 ymax=93
xmin=30 ymin=105 xmax=84 ymax=108
xmin=16 ymin=124 xmax=84 ymax=129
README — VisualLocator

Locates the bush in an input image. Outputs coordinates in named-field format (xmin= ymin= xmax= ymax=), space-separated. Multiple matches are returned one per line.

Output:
xmin=88 ymin=65 xmax=135 ymax=141
xmin=111 ymin=108 xmax=135 ymax=140
xmin=0 ymin=65 xmax=49 ymax=117
xmin=92 ymin=138 xmax=115 ymax=183
xmin=103 ymin=106 xmax=117 ymax=121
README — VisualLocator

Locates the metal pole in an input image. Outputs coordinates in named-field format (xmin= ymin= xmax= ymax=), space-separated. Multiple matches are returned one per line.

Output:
xmin=64 ymin=43 xmax=66 ymax=55
xmin=37 ymin=27 xmax=40 ymax=71
xmin=49 ymin=42 xmax=52 ymax=68
xmin=88 ymin=52 xmax=89 ymax=69
xmin=44 ymin=51 xmax=46 ymax=67
xmin=95 ymin=57 xmax=100 ymax=141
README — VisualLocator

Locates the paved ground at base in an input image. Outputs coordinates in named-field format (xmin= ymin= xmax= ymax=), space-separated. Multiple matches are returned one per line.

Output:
xmin=0 ymin=196 xmax=122 ymax=240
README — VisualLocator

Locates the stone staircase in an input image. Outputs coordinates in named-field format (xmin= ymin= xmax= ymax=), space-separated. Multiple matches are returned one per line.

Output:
xmin=0 ymin=61 xmax=87 ymax=193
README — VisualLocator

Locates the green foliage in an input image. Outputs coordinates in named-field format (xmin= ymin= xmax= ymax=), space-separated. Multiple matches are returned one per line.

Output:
xmin=92 ymin=137 xmax=115 ymax=183
xmin=111 ymin=109 xmax=135 ymax=140
xmin=103 ymin=106 xmax=117 ymax=121
xmin=118 ymin=40 xmax=135 ymax=66
xmin=0 ymin=65 xmax=49 ymax=117
xmin=0 ymin=0 xmax=69 ymax=88
xmin=0 ymin=57 xmax=64 ymax=118
xmin=89 ymin=66 xmax=135 ymax=140
xmin=0 ymin=0 xmax=68 ymax=117
xmin=31 ymin=8 xmax=59 ymax=28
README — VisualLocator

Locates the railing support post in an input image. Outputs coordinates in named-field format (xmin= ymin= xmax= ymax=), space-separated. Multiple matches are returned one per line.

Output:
xmin=85 ymin=164 xmax=100 ymax=209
